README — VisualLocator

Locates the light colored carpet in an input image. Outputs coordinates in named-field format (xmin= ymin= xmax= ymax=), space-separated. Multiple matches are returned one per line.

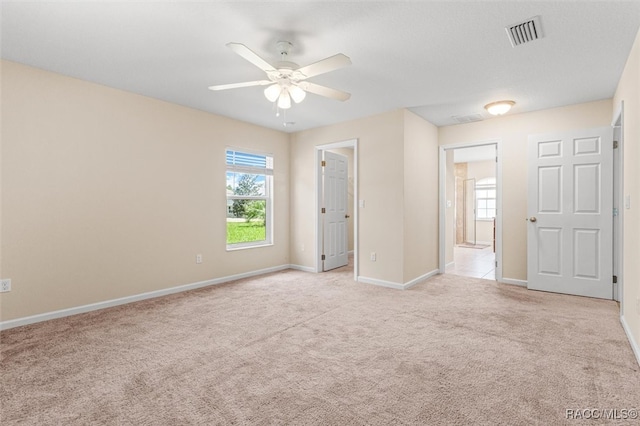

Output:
xmin=1 ymin=263 xmax=639 ymax=425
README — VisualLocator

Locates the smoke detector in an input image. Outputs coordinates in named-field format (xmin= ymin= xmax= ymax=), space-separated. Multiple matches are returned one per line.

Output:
xmin=506 ymin=16 xmax=543 ymax=47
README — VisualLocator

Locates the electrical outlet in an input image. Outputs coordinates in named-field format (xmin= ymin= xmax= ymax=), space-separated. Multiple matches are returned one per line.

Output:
xmin=196 ymin=254 xmax=202 ymax=264
xmin=370 ymin=252 xmax=376 ymax=262
xmin=1 ymin=279 xmax=11 ymax=293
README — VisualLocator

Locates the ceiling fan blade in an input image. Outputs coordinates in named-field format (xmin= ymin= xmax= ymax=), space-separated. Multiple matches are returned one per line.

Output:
xmin=208 ymin=80 xmax=272 ymax=91
xmin=226 ymin=42 xmax=276 ymax=73
xmin=297 ymin=54 xmax=351 ymax=78
xmin=299 ymin=82 xmax=351 ymax=101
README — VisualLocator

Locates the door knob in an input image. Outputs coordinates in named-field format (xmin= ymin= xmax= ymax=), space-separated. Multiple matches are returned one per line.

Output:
xmin=527 ymin=217 xmax=537 ymax=222
xmin=345 ymin=214 xmax=350 ymax=219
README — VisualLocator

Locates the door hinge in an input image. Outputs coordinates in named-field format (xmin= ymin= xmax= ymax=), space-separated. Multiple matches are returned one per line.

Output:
xmin=495 ymin=261 xmax=498 ymax=268
xmin=321 ymin=207 xmax=326 ymax=214
xmin=613 ymin=275 xmax=618 ymax=284
xmin=495 ymin=156 xmax=498 ymax=163
xmin=321 ymin=160 xmax=326 ymax=167
xmin=613 ymin=140 xmax=619 ymax=149
xmin=613 ymin=207 xmax=619 ymax=217
xmin=321 ymin=254 xmax=326 ymax=261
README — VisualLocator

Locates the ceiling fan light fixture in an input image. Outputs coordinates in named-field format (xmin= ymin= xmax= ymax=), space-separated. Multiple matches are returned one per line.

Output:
xmin=289 ymin=85 xmax=306 ymax=103
xmin=484 ymin=100 xmax=515 ymax=116
xmin=277 ymin=90 xmax=292 ymax=109
xmin=264 ymin=84 xmax=282 ymax=102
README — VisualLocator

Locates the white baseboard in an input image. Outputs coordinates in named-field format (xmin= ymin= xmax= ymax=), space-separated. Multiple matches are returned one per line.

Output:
xmin=446 ymin=261 xmax=455 ymax=268
xmin=620 ymin=315 xmax=640 ymax=367
xmin=0 ymin=264 xmax=291 ymax=331
xmin=358 ymin=269 xmax=440 ymax=291
xmin=501 ymin=277 xmax=527 ymax=287
xmin=403 ymin=269 xmax=440 ymax=289
xmin=357 ymin=276 xmax=404 ymax=290
xmin=288 ymin=264 xmax=316 ymax=273
xmin=348 ymin=250 xmax=354 ymax=255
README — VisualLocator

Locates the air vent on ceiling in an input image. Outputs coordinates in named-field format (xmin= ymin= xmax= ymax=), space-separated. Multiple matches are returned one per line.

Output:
xmin=506 ymin=15 xmax=543 ymax=47
xmin=452 ymin=114 xmax=484 ymax=124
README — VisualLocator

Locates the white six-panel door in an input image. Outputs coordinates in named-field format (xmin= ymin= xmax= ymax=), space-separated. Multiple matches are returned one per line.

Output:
xmin=527 ymin=127 xmax=613 ymax=299
xmin=323 ymin=151 xmax=348 ymax=271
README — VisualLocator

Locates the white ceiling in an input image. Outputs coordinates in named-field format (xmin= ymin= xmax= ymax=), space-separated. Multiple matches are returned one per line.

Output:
xmin=2 ymin=1 xmax=639 ymax=133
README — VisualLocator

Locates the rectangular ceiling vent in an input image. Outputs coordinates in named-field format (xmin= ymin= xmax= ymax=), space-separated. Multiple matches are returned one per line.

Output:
xmin=451 ymin=114 xmax=483 ymax=124
xmin=506 ymin=15 xmax=543 ymax=47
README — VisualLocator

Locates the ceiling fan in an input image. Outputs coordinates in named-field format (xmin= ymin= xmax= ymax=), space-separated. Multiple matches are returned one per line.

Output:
xmin=208 ymin=41 xmax=351 ymax=110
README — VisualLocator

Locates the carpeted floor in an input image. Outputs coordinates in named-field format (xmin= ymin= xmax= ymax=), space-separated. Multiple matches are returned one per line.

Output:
xmin=1 ymin=263 xmax=639 ymax=425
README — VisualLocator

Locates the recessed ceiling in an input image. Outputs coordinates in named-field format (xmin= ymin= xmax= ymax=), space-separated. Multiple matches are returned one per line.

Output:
xmin=2 ymin=1 xmax=639 ymax=132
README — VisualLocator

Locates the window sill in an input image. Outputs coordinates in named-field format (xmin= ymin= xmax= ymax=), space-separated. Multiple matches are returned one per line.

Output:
xmin=226 ymin=242 xmax=274 ymax=252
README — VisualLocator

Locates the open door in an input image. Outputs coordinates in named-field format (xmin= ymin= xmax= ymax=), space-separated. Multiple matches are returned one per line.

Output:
xmin=322 ymin=151 xmax=348 ymax=271
xmin=527 ymin=127 xmax=613 ymax=299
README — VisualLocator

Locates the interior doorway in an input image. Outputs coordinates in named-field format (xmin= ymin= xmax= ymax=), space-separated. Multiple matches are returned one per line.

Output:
xmin=439 ymin=141 xmax=502 ymax=281
xmin=315 ymin=139 xmax=358 ymax=280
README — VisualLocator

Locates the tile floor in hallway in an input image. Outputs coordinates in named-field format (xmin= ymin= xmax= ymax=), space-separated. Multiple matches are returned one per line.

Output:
xmin=446 ymin=245 xmax=495 ymax=280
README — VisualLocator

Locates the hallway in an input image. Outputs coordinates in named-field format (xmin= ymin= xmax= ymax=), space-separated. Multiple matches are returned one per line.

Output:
xmin=446 ymin=245 xmax=495 ymax=280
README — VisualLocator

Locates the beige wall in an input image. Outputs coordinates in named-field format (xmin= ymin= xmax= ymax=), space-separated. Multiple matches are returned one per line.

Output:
xmin=466 ymin=159 xmax=495 ymax=182
xmin=439 ymin=99 xmax=613 ymax=280
xmin=290 ymin=110 xmax=405 ymax=284
xmin=328 ymin=147 xmax=355 ymax=252
xmin=290 ymin=109 xmax=438 ymax=286
xmin=0 ymin=61 xmax=290 ymax=321
xmin=402 ymin=110 xmax=439 ymax=282
xmin=466 ymin=160 xmax=496 ymax=243
xmin=613 ymin=28 xmax=640 ymax=353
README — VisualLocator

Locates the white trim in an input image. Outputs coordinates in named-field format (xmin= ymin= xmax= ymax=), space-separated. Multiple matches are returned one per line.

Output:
xmin=620 ymin=315 xmax=640 ymax=367
xmin=315 ymin=139 xmax=359 ymax=280
xmin=0 ymin=264 xmax=291 ymax=331
xmin=501 ymin=277 xmax=527 ymax=287
xmin=348 ymin=250 xmax=354 ymax=255
xmin=446 ymin=261 xmax=455 ymax=268
xmin=403 ymin=269 xmax=440 ymax=289
xmin=358 ymin=269 xmax=439 ymax=291
xmin=288 ymin=264 xmax=316 ymax=273
xmin=438 ymin=146 xmax=446 ymax=273
xmin=439 ymin=139 xmax=503 ymax=282
xmin=226 ymin=242 xmax=273 ymax=251
xmin=358 ymin=276 xmax=404 ymax=290
xmin=612 ymin=101 xmax=624 ymax=307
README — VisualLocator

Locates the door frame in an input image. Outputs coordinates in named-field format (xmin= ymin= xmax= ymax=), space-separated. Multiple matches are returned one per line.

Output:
xmin=438 ymin=139 xmax=503 ymax=282
xmin=315 ymin=139 xmax=358 ymax=280
xmin=612 ymin=101 xmax=625 ymax=308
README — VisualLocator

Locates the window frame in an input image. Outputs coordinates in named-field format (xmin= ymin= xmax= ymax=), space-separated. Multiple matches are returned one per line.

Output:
xmin=225 ymin=148 xmax=273 ymax=250
xmin=475 ymin=177 xmax=496 ymax=221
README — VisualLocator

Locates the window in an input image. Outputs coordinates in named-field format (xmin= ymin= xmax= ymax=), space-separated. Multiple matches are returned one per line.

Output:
xmin=226 ymin=149 xmax=273 ymax=248
xmin=475 ymin=177 xmax=496 ymax=220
